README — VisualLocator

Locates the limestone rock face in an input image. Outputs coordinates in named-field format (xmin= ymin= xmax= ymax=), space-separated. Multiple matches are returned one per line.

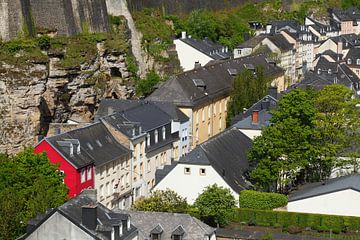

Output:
xmin=0 ymin=47 xmax=134 ymax=154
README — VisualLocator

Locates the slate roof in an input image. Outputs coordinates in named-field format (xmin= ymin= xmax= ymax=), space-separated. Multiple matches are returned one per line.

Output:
xmin=95 ymin=99 xmax=188 ymax=123
xmin=177 ymin=128 xmax=252 ymax=193
xmin=329 ymin=34 xmax=360 ymax=49
xmin=332 ymin=8 xmax=360 ymax=22
xmin=345 ymin=48 xmax=360 ymax=67
xmin=114 ymin=210 xmax=215 ymax=240
xmin=180 ymin=37 xmax=231 ymax=60
xmin=268 ymin=20 xmax=300 ymax=33
xmin=233 ymin=109 xmax=272 ymax=130
xmin=266 ymin=34 xmax=294 ymax=52
xmin=289 ymin=174 xmax=360 ymax=202
xmin=23 ymin=190 xmax=137 ymax=240
xmin=236 ymin=34 xmax=266 ymax=48
xmin=147 ymin=54 xmax=284 ymax=107
xmin=316 ymin=50 xmax=343 ymax=62
xmin=44 ymin=122 xmax=130 ymax=169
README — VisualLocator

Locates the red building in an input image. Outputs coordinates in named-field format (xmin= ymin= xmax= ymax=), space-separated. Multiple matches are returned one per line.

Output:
xmin=35 ymin=122 xmax=130 ymax=198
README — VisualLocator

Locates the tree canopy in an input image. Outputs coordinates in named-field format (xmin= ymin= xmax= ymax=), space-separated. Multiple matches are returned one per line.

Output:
xmin=131 ymin=189 xmax=189 ymax=213
xmin=249 ymin=85 xmax=360 ymax=193
xmin=0 ymin=148 xmax=68 ymax=239
xmin=194 ymin=184 xmax=236 ymax=227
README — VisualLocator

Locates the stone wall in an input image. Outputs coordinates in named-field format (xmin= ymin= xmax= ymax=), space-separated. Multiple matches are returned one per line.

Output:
xmin=0 ymin=0 xmax=109 ymax=40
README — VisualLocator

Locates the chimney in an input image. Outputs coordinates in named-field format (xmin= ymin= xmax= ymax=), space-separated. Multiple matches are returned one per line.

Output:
xmin=252 ymin=110 xmax=259 ymax=124
xmin=268 ymin=87 xmax=278 ymax=99
xmin=82 ymin=205 xmax=97 ymax=230
xmin=194 ymin=61 xmax=201 ymax=69
xmin=181 ymin=31 xmax=186 ymax=39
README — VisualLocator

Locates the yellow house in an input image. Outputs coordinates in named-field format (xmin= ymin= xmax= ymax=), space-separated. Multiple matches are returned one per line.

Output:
xmin=148 ymin=54 xmax=284 ymax=148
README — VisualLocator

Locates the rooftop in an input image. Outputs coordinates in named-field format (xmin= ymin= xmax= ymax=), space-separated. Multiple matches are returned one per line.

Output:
xmin=180 ymin=37 xmax=231 ymax=60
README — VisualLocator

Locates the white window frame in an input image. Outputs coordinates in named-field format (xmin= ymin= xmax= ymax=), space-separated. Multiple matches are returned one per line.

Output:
xmin=202 ymin=109 xmax=205 ymax=122
xmin=147 ymin=133 xmax=150 ymax=146
xmin=81 ymin=168 xmax=86 ymax=183
xmin=184 ymin=167 xmax=191 ymax=175
xmin=154 ymin=130 xmax=158 ymax=143
xmin=162 ymin=126 xmax=166 ymax=140
xmin=208 ymin=106 xmax=211 ymax=119
xmin=87 ymin=166 xmax=92 ymax=180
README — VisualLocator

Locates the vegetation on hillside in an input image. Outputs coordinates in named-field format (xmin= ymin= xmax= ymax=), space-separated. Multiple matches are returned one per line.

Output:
xmin=0 ymin=148 xmax=68 ymax=239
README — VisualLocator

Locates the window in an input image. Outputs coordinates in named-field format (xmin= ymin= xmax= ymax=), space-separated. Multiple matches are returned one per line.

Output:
xmin=112 ymin=179 xmax=115 ymax=194
xmin=357 ymin=59 xmax=360 ymax=65
xmin=208 ymin=106 xmax=211 ymax=119
xmin=196 ymin=111 xmax=199 ymax=124
xmin=213 ymin=103 xmax=216 ymax=116
xmin=184 ymin=167 xmax=191 ymax=175
xmin=200 ymin=168 xmax=206 ymax=176
xmin=100 ymin=166 xmax=105 ymax=179
xmin=147 ymin=160 xmax=151 ymax=172
xmin=208 ymin=122 xmax=211 ymax=136
xmin=237 ymin=49 xmax=242 ymax=55
xmin=147 ymin=133 xmax=150 ymax=147
xmin=140 ymin=162 xmax=144 ymax=178
xmin=195 ymin=128 xmax=199 ymax=143
xmin=121 ymin=176 xmax=125 ymax=188
xmin=348 ymin=58 xmax=352 ymax=65
xmin=155 ymin=156 xmax=159 ymax=168
xmin=162 ymin=126 xmax=166 ymax=140
xmin=81 ymin=168 xmax=86 ymax=183
xmin=151 ymin=234 xmax=160 ymax=240
xmin=172 ymin=235 xmax=182 ymax=240
xmin=219 ymin=117 xmax=222 ymax=129
xmin=225 ymin=99 xmax=228 ymax=112
xmin=100 ymin=185 xmax=104 ymax=198
xmin=106 ymin=164 xmax=110 ymax=176
xmin=219 ymin=100 xmax=222 ymax=113
xmin=202 ymin=109 xmax=205 ymax=122
xmin=87 ymin=166 xmax=92 ymax=180
xmin=126 ymin=173 xmax=130 ymax=186
xmin=106 ymin=182 xmax=110 ymax=196
xmin=133 ymin=165 xmax=137 ymax=181
xmin=154 ymin=130 xmax=158 ymax=143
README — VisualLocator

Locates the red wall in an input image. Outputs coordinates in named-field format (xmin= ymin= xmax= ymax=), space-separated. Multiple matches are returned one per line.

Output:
xmin=35 ymin=140 xmax=94 ymax=198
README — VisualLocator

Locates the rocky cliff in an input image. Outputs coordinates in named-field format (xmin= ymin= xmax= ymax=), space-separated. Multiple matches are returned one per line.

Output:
xmin=0 ymin=35 xmax=135 ymax=154
xmin=0 ymin=0 xmax=109 ymax=41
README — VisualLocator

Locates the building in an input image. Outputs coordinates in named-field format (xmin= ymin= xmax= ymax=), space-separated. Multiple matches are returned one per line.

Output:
xmin=114 ymin=210 xmax=216 ymax=240
xmin=345 ymin=47 xmax=360 ymax=78
xmin=331 ymin=8 xmax=360 ymax=35
xmin=174 ymin=32 xmax=231 ymax=71
xmin=305 ymin=16 xmax=340 ymax=41
xmin=288 ymin=174 xmax=360 ymax=217
xmin=233 ymin=35 xmax=266 ymax=58
xmin=34 ymin=122 xmax=131 ymax=208
xmin=99 ymin=101 xmax=189 ymax=207
xmin=147 ymin=54 xmax=284 ymax=147
xmin=153 ymin=128 xmax=252 ymax=204
xmin=21 ymin=189 xmax=137 ymax=240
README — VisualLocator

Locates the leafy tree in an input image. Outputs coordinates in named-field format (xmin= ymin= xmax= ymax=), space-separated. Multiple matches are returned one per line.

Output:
xmin=227 ymin=66 xmax=269 ymax=126
xmin=132 ymin=189 xmax=189 ymax=213
xmin=135 ymin=69 xmax=163 ymax=97
xmin=194 ymin=184 xmax=236 ymax=227
xmin=0 ymin=148 xmax=68 ymax=239
xmin=249 ymin=85 xmax=360 ymax=193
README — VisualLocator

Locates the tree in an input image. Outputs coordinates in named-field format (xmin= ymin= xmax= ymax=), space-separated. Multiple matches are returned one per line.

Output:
xmin=227 ymin=66 xmax=269 ymax=126
xmin=0 ymin=148 xmax=68 ymax=239
xmin=249 ymin=85 xmax=360 ymax=193
xmin=193 ymin=184 xmax=236 ymax=227
xmin=136 ymin=69 xmax=162 ymax=97
xmin=132 ymin=189 xmax=189 ymax=213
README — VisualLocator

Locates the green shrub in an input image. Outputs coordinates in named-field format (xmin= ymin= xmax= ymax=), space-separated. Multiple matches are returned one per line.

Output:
xmin=239 ymin=190 xmax=288 ymax=210
xmin=37 ymin=36 xmax=51 ymax=50
xmin=230 ymin=208 xmax=360 ymax=233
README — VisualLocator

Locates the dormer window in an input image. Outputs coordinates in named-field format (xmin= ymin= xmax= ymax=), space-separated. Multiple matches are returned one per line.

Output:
xmin=147 ymin=133 xmax=150 ymax=147
xmin=348 ymin=58 xmax=352 ymax=64
xmin=162 ymin=127 xmax=166 ymax=140
xmin=154 ymin=130 xmax=158 ymax=144
xmin=317 ymin=68 xmax=321 ymax=75
xmin=150 ymin=224 xmax=163 ymax=240
xmin=172 ymin=225 xmax=185 ymax=240
xmin=328 ymin=69 xmax=332 ymax=74
xmin=357 ymin=59 xmax=360 ymax=65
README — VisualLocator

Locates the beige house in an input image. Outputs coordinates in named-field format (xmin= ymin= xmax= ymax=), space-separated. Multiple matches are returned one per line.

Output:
xmin=147 ymin=54 xmax=284 ymax=147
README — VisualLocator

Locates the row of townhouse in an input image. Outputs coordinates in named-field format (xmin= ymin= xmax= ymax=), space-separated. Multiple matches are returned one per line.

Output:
xmin=35 ymin=100 xmax=190 ymax=209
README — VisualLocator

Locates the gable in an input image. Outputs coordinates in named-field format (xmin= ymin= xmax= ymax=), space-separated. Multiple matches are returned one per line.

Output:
xmin=26 ymin=211 xmax=94 ymax=240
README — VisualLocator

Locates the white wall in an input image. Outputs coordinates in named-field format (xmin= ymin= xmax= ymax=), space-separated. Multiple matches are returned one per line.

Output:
xmin=233 ymin=47 xmax=253 ymax=58
xmin=174 ymin=39 xmax=214 ymax=71
xmin=239 ymin=129 xmax=261 ymax=140
xmin=154 ymin=163 xmax=239 ymax=204
xmin=26 ymin=211 xmax=93 ymax=240
xmin=287 ymin=189 xmax=360 ymax=217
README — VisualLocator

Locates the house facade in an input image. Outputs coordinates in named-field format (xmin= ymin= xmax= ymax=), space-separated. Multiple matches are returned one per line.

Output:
xmin=154 ymin=128 xmax=252 ymax=204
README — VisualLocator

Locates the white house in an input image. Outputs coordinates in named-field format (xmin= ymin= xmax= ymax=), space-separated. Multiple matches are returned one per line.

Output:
xmin=153 ymin=128 xmax=252 ymax=204
xmin=287 ymin=174 xmax=360 ymax=217
xmin=174 ymin=32 xmax=231 ymax=71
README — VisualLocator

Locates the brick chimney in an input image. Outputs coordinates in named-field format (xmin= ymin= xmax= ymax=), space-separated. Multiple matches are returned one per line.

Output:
xmin=252 ymin=110 xmax=259 ymax=124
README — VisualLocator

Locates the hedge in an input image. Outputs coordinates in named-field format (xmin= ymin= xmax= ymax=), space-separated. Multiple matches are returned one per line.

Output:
xmin=239 ymin=190 xmax=288 ymax=210
xmin=230 ymin=208 xmax=360 ymax=233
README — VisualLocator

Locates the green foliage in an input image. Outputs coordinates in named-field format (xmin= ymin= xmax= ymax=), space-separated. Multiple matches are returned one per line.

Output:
xmin=239 ymin=190 xmax=288 ymax=210
xmin=131 ymin=189 xmax=189 ymax=213
xmin=135 ymin=69 xmax=162 ymax=97
xmin=0 ymin=148 xmax=68 ymax=239
xmin=194 ymin=184 xmax=236 ymax=227
xmin=227 ymin=65 xmax=270 ymax=126
xmin=37 ymin=35 xmax=51 ymax=50
xmin=109 ymin=15 xmax=122 ymax=26
xmin=249 ymin=85 xmax=360 ymax=193
xmin=84 ymin=72 xmax=111 ymax=95
xmin=231 ymin=208 xmax=360 ymax=233
xmin=126 ymin=56 xmax=139 ymax=76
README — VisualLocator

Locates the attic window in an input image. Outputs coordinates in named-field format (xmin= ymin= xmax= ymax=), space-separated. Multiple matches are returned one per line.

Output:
xmin=348 ymin=58 xmax=352 ymax=64
xmin=227 ymin=68 xmax=238 ymax=76
xmin=328 ymin=69 xmax=332 ymax=74
xmin=192 ymin=79 xmax=206 ymax=89
xmin=150 ymin=224 xmax=163 ymax=240
xmin=87 ymin=143 xmax=94 ymax=151
xmin=184 ymin=167 xmax=191 ymax=175
xmin=96 ymin=140 xmax=102 ymax=147
xmin=171 ymin=225 xmax=185 ymax=240
xmin=357 ymin=59 xmax=360 ymax=65
xmin=244 ymin=63 xmax=255 ymax=70
xmin=200 ymin=168 xmax=206 ymax=176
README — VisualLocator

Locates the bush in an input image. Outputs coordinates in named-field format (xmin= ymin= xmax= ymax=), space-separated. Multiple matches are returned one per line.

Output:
xmin=37 ymin=36 xmax=51 ymax=50
xmin=239 ymin=190 xmax=288 ymax=210
xmin=230 ymin=208 xmax=360 ymax=233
